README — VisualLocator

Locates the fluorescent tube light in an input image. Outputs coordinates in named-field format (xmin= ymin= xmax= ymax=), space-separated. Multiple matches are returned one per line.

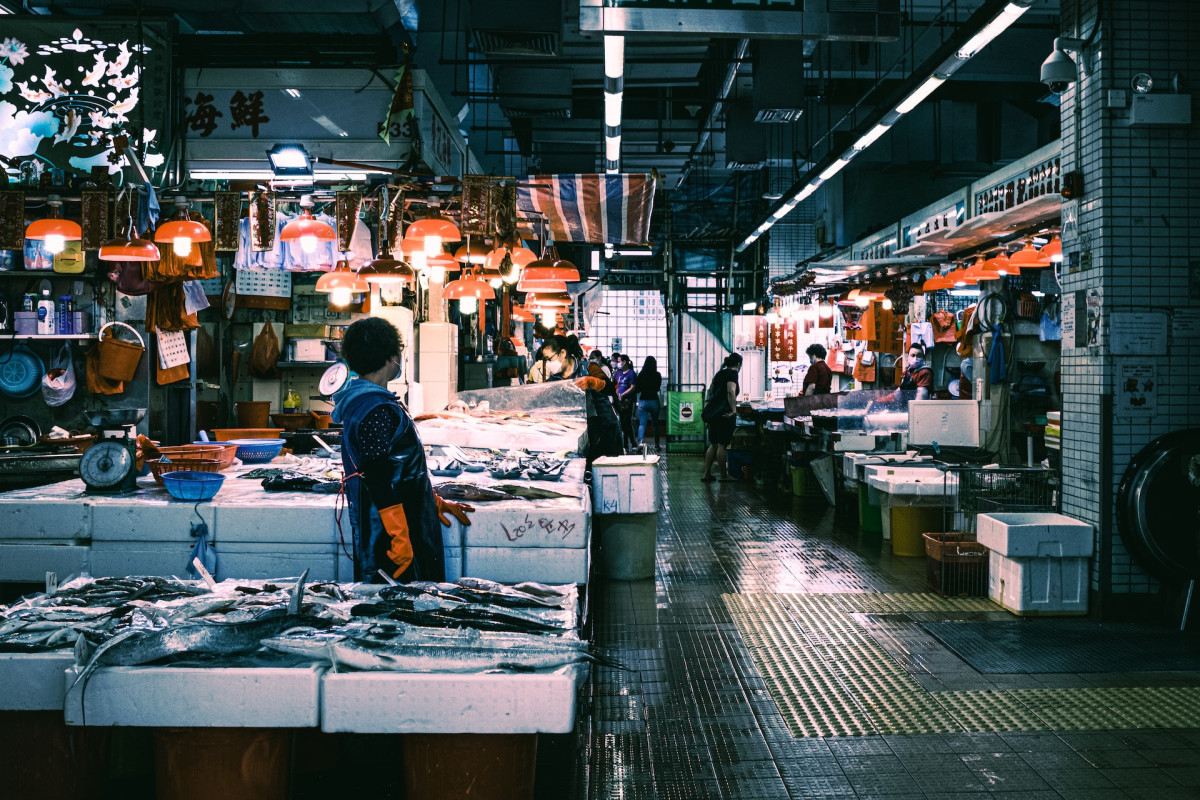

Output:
xmin=819 ymin=158 xmax=850 ymax=182
xmin=852 ymin=123 xmax=892 ymax=151
xmin=742 ymin=301 xmax=757 ymax=311
xmin=604 ymin=92 xmax=622 ymax=128
xmin=895 ymin=76 xmax=946 ymax=114
xmin=605 ymin=135 xmax=620 ymax=162
xmin=604 ymin=35 xmax=624 ymax=80
xmin=956 ymin=2 xmax=1030 ymax=58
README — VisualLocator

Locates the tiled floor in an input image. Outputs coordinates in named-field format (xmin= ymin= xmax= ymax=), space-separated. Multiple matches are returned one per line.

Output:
xmin=538 ymin=453 xmax=1200 ymax=800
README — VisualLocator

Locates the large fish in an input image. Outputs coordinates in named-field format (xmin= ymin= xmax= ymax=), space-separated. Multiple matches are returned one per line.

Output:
xmin=326 ymin=639 xmax=594 ymax=673
xmin=490 ymin=484 xmax=577 ymax=500
xmin=434 ymin=483 xmax=515 ymax=502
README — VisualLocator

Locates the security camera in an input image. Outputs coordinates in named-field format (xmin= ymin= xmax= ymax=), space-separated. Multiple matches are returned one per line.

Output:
xmin=1041 ymin=37 xmax=1085 ymax=94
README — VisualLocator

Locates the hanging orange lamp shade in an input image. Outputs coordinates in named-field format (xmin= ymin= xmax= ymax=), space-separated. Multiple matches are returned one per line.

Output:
xmin=428 ymin=253 xmax=461 ymax=273
xmin=526 ymin=291 xmax=571 ymax=308
xmin=443 ymin=277 xmax=496 ymax=301
xmin=1037 ymin=235 xmax=1062 ymax=264
xmin=965 ymin=257 xmax=999 ymax=281
xmin=279 ymin=196 xmax=336 ymax=255
xmin=1008 ymin=240 xmax=1043 ymax=269
xmin=511 ymin=304 xmax=534 ymax=322
xmin=316 ymin=260 xmax=369 ymax=306
xmin=517 ymin=276 xmax=569 ymax=294
xmin=154 ymin=196 xmax=212 ymax=259
xmin=99 ymin=218 xmax=160 ymax=262
xmin=922 ymin=273 xmax=951 ymax=292
xmin=522 ymin=259 xmax=580 ymax=283
xmin=987 ymin=251 xmax=1017 ymax=276
xmin=948 ymin=267 xmax=975 ymax=287
xmin=454 ymin=239 xmax=492 ymax=265
xmin=25 ymin=195 xmax=82 ymax=255
xmin=361 ymin=254 xmax=415 ymax=284
xmin=406 ymin=216 xmax=461 ymax=257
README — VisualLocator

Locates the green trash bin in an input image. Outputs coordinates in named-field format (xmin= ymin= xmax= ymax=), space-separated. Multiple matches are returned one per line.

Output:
xmin=858 ymin=473 xmax=884 ymax=534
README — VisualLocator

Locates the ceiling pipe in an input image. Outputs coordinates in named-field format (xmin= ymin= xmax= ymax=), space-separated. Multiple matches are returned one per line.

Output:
xmin=676 ymin=38 xmax=748 ymax=190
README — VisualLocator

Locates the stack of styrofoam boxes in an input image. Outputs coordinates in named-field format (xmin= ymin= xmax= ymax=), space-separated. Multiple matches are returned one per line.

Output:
xmin=90 ymin=493 xmax=218 ymax=579
xmin=590 ymin=455 xmax=660 ymax=580
xmin=977 ymin=512 xmax=1093 ymax=615
xmin=0 ymin=483 xmax=91 ymax=582
xmin=442 ymin=513 xmax=464 ymax=581
xmin=417 ymin=321 xmax=457 ymax=413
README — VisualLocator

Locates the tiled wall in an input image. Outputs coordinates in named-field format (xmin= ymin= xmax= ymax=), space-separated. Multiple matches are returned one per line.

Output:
xmin=1059 ymin=0 xmax=1200 ymax=601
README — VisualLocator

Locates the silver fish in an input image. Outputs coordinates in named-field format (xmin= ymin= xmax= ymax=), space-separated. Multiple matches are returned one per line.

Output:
xmin=328 ymin=639 xmax=593 ymax=674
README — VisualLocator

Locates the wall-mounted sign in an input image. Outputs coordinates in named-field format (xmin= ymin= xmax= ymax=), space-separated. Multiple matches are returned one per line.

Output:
xmin=769 ymin=319 xmax=798 ymax=362
xmin=1109 ymin=311 xmax=1167 ymax=355
xmin=0 ymin=21 xmax=169 ymax=175
xmin=600 ymin=270 xmax=660 ymax=288
xmin=974 ymin=154 xmax=1061 ymax=216
xmin=1116 ymin=360 xmax=1157 ymax=416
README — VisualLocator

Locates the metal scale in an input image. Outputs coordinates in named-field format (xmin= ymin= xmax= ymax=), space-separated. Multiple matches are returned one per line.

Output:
xmin=79 ymin=409 xmax=144 ymax=495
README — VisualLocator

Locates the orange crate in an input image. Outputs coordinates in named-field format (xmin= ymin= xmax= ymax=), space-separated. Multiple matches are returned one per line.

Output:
xmin=147 ymin=458 xmax=222 ymax=485
xmin=923 ymin=532 xmax=989 ymax=597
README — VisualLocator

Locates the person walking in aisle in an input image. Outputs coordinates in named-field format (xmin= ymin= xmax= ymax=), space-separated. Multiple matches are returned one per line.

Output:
xmin=802 ymin=343 xmax=833 ymax=395
xmin=634 ymin=355 xmax=663 ymax=450
xmin=614 ymin=354 xmax=638 ymax=451
xmin=701 ymin=353 xmax=741 ymax=482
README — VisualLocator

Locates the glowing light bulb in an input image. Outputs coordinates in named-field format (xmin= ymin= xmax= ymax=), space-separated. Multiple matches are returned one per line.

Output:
xmin=43 ymin=234 xmax=66 ymax=255
xmin=489 ymin=278 xmax=502 ymax=289
xmin=172 ymin=236 xmax=192 ymax=257
xmin=300 ymin=235 xmax=318 ymax=254
xmin=430 ymin=266 xmax=446 ymax=283
xmin=410 ymin=250 xmax=427 ymax=273
xmin=502 ymin=267 xmax=520 ymax=286
xmin=459 ymin=295 xmax=478 ymax=315
xmin=539 ymin=312 xmax=556 ymax=326
xmin=330 ymin=287 xmax=353 ymax=307
xmin=423 ymin=235 xmax=441 ymax=258
xmin=882 ymin=298 xmax=893 ymax=310
xmin=819 ymin=302 xmax=833 ymax=319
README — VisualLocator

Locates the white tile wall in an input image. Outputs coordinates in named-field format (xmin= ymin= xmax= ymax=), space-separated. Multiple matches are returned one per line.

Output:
xmin=1059 ymin=0 xmax=1200 ymax=598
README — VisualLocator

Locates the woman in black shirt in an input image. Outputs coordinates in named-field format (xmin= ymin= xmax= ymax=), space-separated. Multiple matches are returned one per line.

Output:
xmin=633 ymin=355 xmax=663 ymax=448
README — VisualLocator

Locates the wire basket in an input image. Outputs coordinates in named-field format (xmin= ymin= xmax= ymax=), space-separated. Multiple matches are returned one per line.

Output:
xmin=940 ymin=465 xmax=1056 ymax=532
xmin=924 ymin=532 xmax=989 ymax=597
xmin=227 ymin=438 xmax=285 ymax=464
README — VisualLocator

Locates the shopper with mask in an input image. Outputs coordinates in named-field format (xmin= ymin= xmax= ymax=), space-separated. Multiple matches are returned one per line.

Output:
xmin=537 ymin=334 xmax=622 ymax=460
xmin=701 ymin=353 xmax=742 ymax=482
xmin=332 ymin=317 xmax=473 ymax=583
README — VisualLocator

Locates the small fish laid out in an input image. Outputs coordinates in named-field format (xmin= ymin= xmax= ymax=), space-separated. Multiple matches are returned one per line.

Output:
xmin=434 ymin=482 xmax=578 ymax=503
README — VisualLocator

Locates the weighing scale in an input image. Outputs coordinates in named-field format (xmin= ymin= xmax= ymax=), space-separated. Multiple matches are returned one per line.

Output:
xmin=79 ymin=427 xmax=139 ymax=495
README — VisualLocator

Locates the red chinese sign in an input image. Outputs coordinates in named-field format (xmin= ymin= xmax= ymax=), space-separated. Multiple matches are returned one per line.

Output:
xmin=754 ymin=316 xmax=768 ymax=348
xmin=769 ymin=320 xmax=798 ymax=361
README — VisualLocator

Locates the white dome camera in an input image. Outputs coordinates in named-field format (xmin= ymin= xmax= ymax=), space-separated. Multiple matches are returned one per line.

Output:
xmin=1041 ymin=37 xmax=1085 ymax=95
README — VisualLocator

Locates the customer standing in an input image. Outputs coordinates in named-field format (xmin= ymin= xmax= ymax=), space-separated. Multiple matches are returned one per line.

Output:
xmin=537 ymin=334 xmax=622 ymax=460
xmin=614 ymin=354 xmax=638 ymax=451
xmin=701 ymin=353 xmax=742 ymax=482
xmin=332 ymin=317 xmax=473 ymax=583
xmin=802 ymin=343 xmax=833 ymax=395
xmin=634 ymin=355 xmax=663 ymax=449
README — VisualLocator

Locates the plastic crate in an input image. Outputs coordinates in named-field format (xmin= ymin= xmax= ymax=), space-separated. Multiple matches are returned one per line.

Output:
xmin=924 ymin=532 xmax=989 ymax=597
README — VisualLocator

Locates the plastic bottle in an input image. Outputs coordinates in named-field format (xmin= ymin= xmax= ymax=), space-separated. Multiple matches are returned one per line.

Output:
xmin=36 ymin=289 xmax=55 ymax=335
xmin=284 ymin=387 xmax=302 ymax=413
xmin=57 ymin=295 xmax=73 ymax=335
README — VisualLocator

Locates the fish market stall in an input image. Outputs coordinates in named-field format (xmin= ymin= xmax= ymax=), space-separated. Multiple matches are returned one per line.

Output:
xmin=417 ymin=382 xmax=590 ymax=453
xmin=0 ymin=449 xmax=591 ymax=587
xmin=0 ymin=574 xmax=588 ymax=800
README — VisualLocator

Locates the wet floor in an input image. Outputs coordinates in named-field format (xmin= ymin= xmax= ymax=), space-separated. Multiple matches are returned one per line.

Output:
xmin=537 ymin=452 xmax=1200 ymax=800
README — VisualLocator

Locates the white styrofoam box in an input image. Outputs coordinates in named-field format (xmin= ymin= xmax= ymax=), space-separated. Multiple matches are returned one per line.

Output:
xmin=463 ymin=545 xmax=589 ymax=585
xmin=291 ymin=339 xmax=327 ymax=361
xmin=212 ymin=505 xmax=336 ymax=545
xmin=417 ymin=417 xmax=587 ymax=452
xmin=418 ymin=353 xmax=454 ymax=383
xmin=444 ymin=548 xmax=463 ymax=582
xmin=441 ymin=519 xmax=463 ymax=547
xmin=418 ymin=322 xmax=458 ymax=355
xmin=843 ymin=451 xmax=925 ymax=483
xmin=407 ymin=381 xmax=425 ymax=417
xmin=0 ymin=493 xmax=89 ymax=540
xmin=864 ymin=465 xmax=953 ymax=504
xmin=421 ymin=380 xmax=453 ymax=414
xmin=989 ymin=551 xmax=1089 ymax=616
xmin=0 ymin=543 xmax=90 ymax=582
xmin=908 ymin=400 xmax=980 ymax=447
xmin=90 ymin=541 xmax=205 ymax=578
xmin=591 ymin=455 xmax=660 ymax=514
xmin=833 ymin=433 xmax=884 ymax=452
xmin=0 ymin=652 xmax=76 ymax=710
xmin=977 ymin=513 xmax=1094 ymax=558
xmin=458 ymin=499 xmax=589 ymax=549
xmin=90 ymin=490 xmax=217 ymax=542
xmin=64 ymin=665 xmax=324 ymax=727
xmin=321 ymin=670 xmax=579 ymax=734
xmin=214 ymin=542 xmax=339 ymax=582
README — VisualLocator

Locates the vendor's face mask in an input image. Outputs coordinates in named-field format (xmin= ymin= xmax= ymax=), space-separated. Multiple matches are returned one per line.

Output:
xmin=908 ymin=352 xmax=924 ymax=368
xmin=387 ymin=355 xmax=402 ymax=382
xmin=544 ymin=351 xmax=565 ymax=376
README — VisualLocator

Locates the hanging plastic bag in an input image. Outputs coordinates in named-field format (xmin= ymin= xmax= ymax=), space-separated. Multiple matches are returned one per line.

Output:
xmin=186 ymin=519 xmax=218 ymax=580
xmin=988 ymin=329 xmax=1008 ymax=384
xmin=107 ymin=261 xmax=160 ymax=296
xmin=41 ymin=342 xmax=77 ymax=407
xmin=1039 ymin=310 xmax=1062 ymax=342
xmin=182 ymin=281 xmax=211 ymax=315
xmin=910 ymin=322 xmax=935 ymax=349
xmin=249 ymin=321 xmax=281 ymax=379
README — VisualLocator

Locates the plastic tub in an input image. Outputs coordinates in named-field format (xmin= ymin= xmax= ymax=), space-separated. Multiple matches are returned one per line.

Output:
xmin=186 ymin=442 xmax=239 ymax=469
xmin=595 ymin=513 xmax=656 ymax=580
xmin=891 ymin=506 xmax=943 ymax=557
xmin=227 ymin=438 xmax=285 ymax=464
xmin=147 ymin=457 xmax=222 ymax=485
xmin=235 ymin=401 xmax=271 ymax=428
xmin=161 ymin=471 xmax=226 ymax=501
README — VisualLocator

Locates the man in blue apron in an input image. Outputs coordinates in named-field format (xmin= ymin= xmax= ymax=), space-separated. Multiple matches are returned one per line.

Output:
xmin=332 ymin=318 xmax=473 ymax=582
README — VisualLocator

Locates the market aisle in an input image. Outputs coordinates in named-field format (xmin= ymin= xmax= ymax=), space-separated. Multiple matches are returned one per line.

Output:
xmin=539 ymin=453 xmax=1200 ymax=800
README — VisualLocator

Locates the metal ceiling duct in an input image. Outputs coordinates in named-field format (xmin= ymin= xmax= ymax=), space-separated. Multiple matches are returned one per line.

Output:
xmin=753 ymin=41 xmax=806 ymax=123
xmin=724 ymin=99 xmax=766 ymax=170
xmin=470 ymin=0 xmax=562 ymax=57
xmin=495 ymin=66 xmax=573 ymax=118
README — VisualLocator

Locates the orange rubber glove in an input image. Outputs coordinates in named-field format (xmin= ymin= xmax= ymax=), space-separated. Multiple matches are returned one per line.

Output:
xmin=435 ymin=493 xmax=474 ymax=527
xmin=377 ymin=504 xmax=414 ymax=578
xmin=574 ymin=375 xmax=605 ymax=391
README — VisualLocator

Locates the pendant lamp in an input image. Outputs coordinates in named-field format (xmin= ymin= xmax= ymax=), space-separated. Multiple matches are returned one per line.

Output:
xmin=516 ymin=275 xmax=569 ymax=293
xmin=965 ymin=257 xmax=999 ymax=282
xmin=443 ymin=275 xmax=496 ymax=314
xmin=155 ymin=196 xmax=211 ymax=258
xmin=361 ymin=238 xmax=415 ymax=284
xmin=526 ymin=290 xmax=571 ymax=308
xmin=99 ymin=216 xmax=160 ymax=262
xmin=987 ymin=251 xmax=1016 ymax=276
xmin=484 ymin=245 xmax=537 ymax=286
xmin=511 ymin=304 xmax=534 ymax=323
xmin=1008 ymin=240 xmax=1043 ymax=269
xmin=922 ymin=273 xmax=951 ymax=292
xmin=26 ymin=194 xmax=82 ymax=256
xmin=522 ymin=258 xmax=580 ymax=283
xmin=316 ymin=259 xmax=369 ymax=307
xmin=280 ymin=195 xmax=336 ymax=255
xmin=454 ymin=238 xmax=491 ymax=265
xmin=406 ymin=212 xmax=461 ymax=257
xmin=1037 ymin=235 xmax=1062 ymax=264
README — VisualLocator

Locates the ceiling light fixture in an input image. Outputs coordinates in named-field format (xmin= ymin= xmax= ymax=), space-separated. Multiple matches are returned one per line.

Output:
xmin=279 ymin=194 xmax=336 ymax=254
xmin=266 ymin=143 xmax=313 ymax=178
xmin=155 ymin=196 xmax=211 ymax=258
xmin=1038 ymin=234 xmax=1063 ymax=264
xmin=1007 ymin=240 xmax=1043 ymax=269
xmin=25 ymin=194 xmax=82 ymax=256
xmin=316 ymin=259 xmax=369 ymax=306
xmin=99 ymin=216 xmax=160 ymax=262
